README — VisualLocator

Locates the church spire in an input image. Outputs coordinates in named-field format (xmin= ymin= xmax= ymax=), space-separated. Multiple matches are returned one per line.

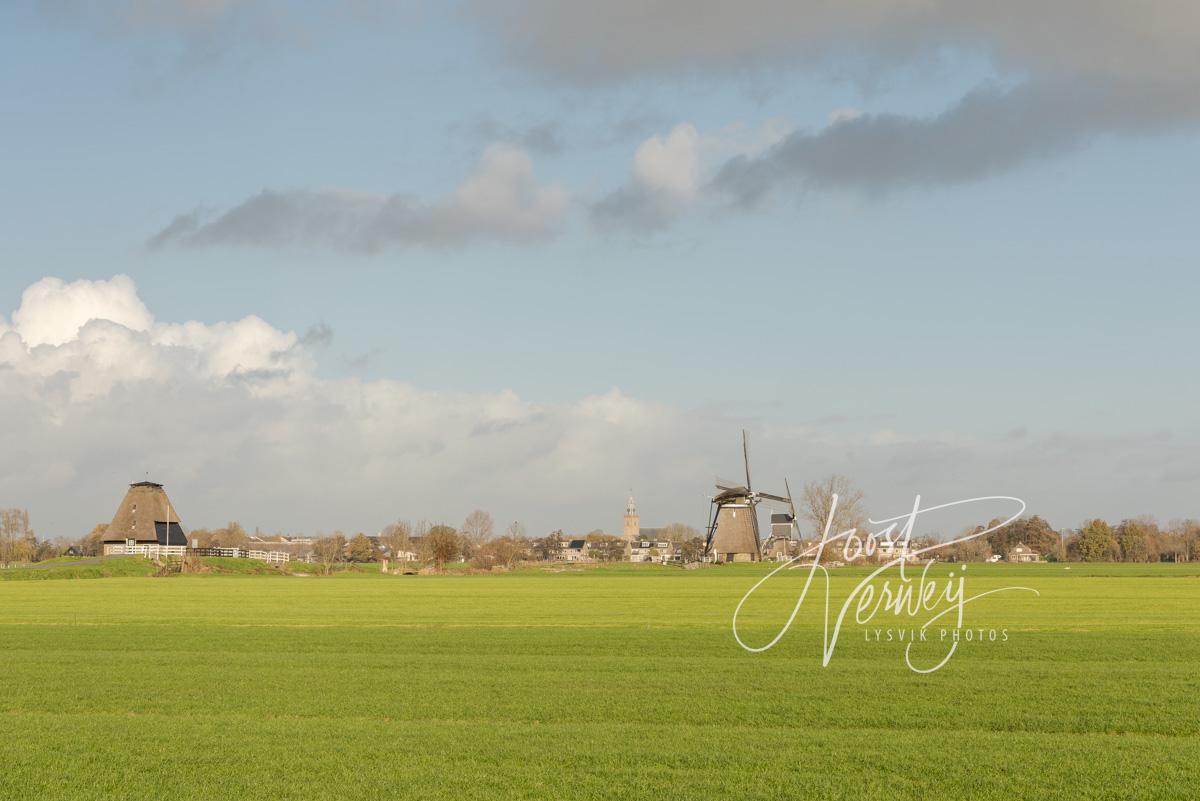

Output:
xmin=623 ymin=491 xmax=640 ymax=541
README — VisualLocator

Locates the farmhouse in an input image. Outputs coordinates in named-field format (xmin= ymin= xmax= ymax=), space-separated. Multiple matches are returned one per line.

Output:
xmin=1007 ymin=542 xmax=1041 ymax=563
xmin=102 ymin=481 xmax=186 ymax=553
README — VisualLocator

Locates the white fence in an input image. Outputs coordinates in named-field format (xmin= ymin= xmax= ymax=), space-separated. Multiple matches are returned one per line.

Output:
xmin=103 ymin=543 xmax=187 ymax=559
xmin=246 ymin=549 xmax=290 ymax=564
xmin=103 ymin=543 xmax=290 ymax=563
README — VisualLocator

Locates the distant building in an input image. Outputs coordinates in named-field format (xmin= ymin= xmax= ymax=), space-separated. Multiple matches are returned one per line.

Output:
xmin=1007 ymin=542 xmax=1041 ymax=563
xmin=708 ymin=496 xmax=760 ymax=563
xmin=763 ymin=513 xmax=797 ymax=560
xmin=630 ymin=540 xmax=679 ymax=564
xmin=623 ymin=495 xmax=640 ymax=541
xmin=101 ymin=481 xmax=186 ymax=553
xmin=875 ymin=537 xmax=913 ymax=562
xmin=562 ymin=539 xmax=590 ymax=562
xmin=621 ymin=495 xmax=677 ymax=562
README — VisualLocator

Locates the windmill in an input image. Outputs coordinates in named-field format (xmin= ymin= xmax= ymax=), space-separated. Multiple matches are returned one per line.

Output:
xmin=762 ymin=479 xmax=799 ymax=560
xmin=704 ymin=431 xmax=793 ymax=563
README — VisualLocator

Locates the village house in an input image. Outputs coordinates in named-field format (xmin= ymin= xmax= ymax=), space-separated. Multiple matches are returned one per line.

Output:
xmin=623 ymin=494 xmax=680 ymax=562
xmin=630 ymin=540 xmax=677 ymax=563
xmin=562 ymin=539 xmax=590 ymax=562
xmin=875 ymin=536 xmax=914 ymax=562
xmin=1007 ymin=542 xmax=1041 ymax=563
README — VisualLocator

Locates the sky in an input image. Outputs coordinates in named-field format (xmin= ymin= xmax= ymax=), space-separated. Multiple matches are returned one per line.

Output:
xmin=2 ymin=1 xmax=1198 ymax=539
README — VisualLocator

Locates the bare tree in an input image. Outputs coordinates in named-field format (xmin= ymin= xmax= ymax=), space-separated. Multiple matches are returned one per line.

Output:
xmin=379 ymin=520 xmax=413 ymax=561
xmin=534 ymin=530 xmax=564 ymax=561
xmin=81 ymin=523 xmax=108 ymax=556
xmin=0 ymin=509 xmax=32 ymax=567
xmin=506 ymin=521 xmax=527 ymax=540
xmin=211 ymin=521 xmax=249 ymax=549
xmin=944 ymin=528 xmax=994 ymax=562
xmin=801 ymin=475 xmax=866 ymax=540
xmin=313 ymin=534 xmax=346 ymax=576
xmin=461 ymin=510 xmax=494 ymax=545
xmin=472 ymin=536 xmax=530 ymax=569
xmin=660 ymin=522 xmax=701 ymax=543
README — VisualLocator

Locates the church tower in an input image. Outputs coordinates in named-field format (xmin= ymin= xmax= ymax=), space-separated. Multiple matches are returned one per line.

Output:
xmin=623 ymin=493 xmax=640 ymax=541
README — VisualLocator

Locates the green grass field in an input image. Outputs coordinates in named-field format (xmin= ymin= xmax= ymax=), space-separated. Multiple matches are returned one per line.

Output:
xmin=1 ymin=561 xmax=1197 ymax=800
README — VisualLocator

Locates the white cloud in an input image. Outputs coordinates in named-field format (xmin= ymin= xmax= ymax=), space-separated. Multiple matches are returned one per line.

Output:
xmin=592 ymin=120 xmax=790 ymax=230
xmin=3 ymin=276 xmax=1195 ymax=539
xmin=632 ymin=124 xmax=702 ymax=200
xmin=0 ymin=275 xmax=705 ymax=536
xmin=447 ymin=144 xmax=570 ymax=239
xmin=11 ymin=275 xmax=153 ymax=347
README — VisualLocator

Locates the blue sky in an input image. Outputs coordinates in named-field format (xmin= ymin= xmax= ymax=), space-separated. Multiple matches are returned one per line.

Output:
xmin=2 ymin=2 xmax=1198 ymax=538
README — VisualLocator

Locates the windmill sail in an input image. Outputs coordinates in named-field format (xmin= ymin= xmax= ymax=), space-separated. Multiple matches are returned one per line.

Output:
xmin=705 ymin=431 xmax=790 ymax=563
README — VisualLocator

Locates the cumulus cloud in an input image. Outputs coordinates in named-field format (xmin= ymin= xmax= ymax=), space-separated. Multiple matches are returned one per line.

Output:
xmin=2 ymin=276 xmax=1195 ymax=537
xmin=0 ymin=275 xmax=711 ymax=536
xmin=1 ymin=275 xmax=304 ymax=401
xmin=10 ymin=275 xmax=153 ymax=347
xmin=149 ymin=144 xmax=569 ymax=252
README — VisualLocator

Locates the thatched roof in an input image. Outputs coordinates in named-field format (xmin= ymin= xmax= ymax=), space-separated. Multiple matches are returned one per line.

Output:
xmin=102 ymin=482 xmax=186 ymax=545
xmin=709 ymin=502 xmax=761 ymax=560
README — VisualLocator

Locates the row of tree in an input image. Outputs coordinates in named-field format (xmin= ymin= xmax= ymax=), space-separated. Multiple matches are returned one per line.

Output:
xmin=303 ymin=514 xmax=709 ymax=573
xmin=936 ymin=514 xmax=1200 ymax=562
xmin=7 ymin=482 xmax=1199 ymax=569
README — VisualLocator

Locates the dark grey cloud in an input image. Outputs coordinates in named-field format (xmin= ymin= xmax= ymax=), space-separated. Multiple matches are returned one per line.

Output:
xmin=149 ymin=145 xmax=569 ymax=252
xmin=471 ymin=1 xmax=1200 ymax=209
xmin=589 ymin=184 xmax=683 ymax=233
xmin=466 ymin=1 xmax=1200 ymax=88
xmin=712 ymin=78 xmax=1198 ymax=202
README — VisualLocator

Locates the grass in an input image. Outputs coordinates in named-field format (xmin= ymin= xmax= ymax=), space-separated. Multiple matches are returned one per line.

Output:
xmin=0 ymin=561 xmax=1197 ymax=799
xmin=0 ymin=556 xmax=159 ymax=581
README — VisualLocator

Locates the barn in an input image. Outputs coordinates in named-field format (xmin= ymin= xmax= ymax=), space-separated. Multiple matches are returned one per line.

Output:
xmin=101 ymin=481 xmax=187 ymax=553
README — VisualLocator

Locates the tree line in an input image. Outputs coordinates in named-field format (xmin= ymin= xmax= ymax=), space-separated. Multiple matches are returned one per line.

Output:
xmin=5 ymin=484 xmax=1197 ymax=570
xmin=796 ymin=476 xmax=1199 ymax=563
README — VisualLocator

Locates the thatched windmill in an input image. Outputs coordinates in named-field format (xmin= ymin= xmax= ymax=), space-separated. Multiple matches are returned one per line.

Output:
xmin=101 ymin=481 xmax=187 ymax=552
xmin=704 ymin=432 xmax=792 ymax=563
